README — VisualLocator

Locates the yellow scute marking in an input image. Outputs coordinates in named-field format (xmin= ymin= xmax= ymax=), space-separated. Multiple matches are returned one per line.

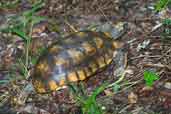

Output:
xmin=82 ymin=42 xmax=96 ymax=55
xmin=36 ymin=61 xmax=49 ymax=72
xmin=112 ymin=41 xmax=123 ymax=49
xmin=49 ymin=45 xmax=61 ymax=53
xmin=104 ymin=32 xmax=112 ymax=38
xmin=33 ymin=80 xmax=46 ymax=93
xmin=67 ymin=49 xmax=84 ymax=64
xmin=59 ymin=79 xmax=65 ymax=86
xmin=104 ymin=53 xmax=112 ymax=64
xmin=84 ymin=67 xmax=92 ymax=77
xmin=77 ymin=32 xmax=86 ymax=37
xmin=54 ymin=56 xmax=69 ymax=66
xmin=89 ymin=63 xmax=98 ymax=73
xmin=77 ymin=70 xmax=86 ymax=80
xmin=94 ymin=37 xmax=103 ymax=49
xmin=48 ymin=80 xmax=58 ymax=91
xmin=97 ymin=56 xmax=106 ymax=68
xmin=68 ymin=71 xmax=78 ymax=82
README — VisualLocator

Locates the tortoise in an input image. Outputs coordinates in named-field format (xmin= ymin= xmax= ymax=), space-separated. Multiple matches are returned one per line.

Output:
xmin=32 ymin=22 xmax=127 ymax=93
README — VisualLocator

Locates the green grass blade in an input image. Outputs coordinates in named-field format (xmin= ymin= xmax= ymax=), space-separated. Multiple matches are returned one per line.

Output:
xmin=11 ymin=28 xmax=28 ymax=42
xmin=23 ymin=0 xmax=44 ymax=17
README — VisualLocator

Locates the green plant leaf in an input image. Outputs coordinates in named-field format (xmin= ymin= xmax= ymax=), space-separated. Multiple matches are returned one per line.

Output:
xmin=23 ymin=0 xmax=44 ymax=17
xmin=112 ymin=83 xmax=121 ymax=92
xmin=11 ymin=28 xmax=29 ymax=42
xmin=91 ymin=83 xmax=107 ymax=100
xmin=144 ymin=70 xmax=159 ymax=87
xmin=162 ymin=18 xmax=171 ymax=25
xmin=82 ymin=83 xmax=107 ymax=114
xmin=69 ymin=83 xmax=107 ymax=114
xmin=155 ymin=0 xmax=170 ymax=12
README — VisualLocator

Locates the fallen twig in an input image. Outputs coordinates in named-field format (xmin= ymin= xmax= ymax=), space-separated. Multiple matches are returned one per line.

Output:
xmin=142 ymin=63 xmax=171 ymax=70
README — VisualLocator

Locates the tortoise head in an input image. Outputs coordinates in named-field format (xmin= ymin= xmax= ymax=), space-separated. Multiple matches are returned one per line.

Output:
xmin=93 ymin=22 xmax=128 ymax=40
xmin=103 ymin=22 xmax=128 ymax=40
xmin=105 ymin=22 xmax=127 ymax=49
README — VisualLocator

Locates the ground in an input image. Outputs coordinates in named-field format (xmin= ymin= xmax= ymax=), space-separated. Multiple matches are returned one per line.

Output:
xmin=0 ymin=0 xmax=171 ymax=114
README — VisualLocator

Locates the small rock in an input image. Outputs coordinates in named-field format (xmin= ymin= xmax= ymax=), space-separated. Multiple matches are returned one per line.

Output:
xmin=128 ymin=92 xmax=138 ymax=104
xmin=164 ymin=82 xmax=171 ymax=89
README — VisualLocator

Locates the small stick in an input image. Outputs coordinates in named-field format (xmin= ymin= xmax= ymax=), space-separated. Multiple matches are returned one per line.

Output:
xmin=143 ymin=63 xmax=171 ymax=70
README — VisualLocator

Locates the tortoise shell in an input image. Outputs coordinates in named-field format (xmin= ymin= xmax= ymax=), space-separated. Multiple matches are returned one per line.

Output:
xmin=32 ymin=23 xmax=126 ymax=93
